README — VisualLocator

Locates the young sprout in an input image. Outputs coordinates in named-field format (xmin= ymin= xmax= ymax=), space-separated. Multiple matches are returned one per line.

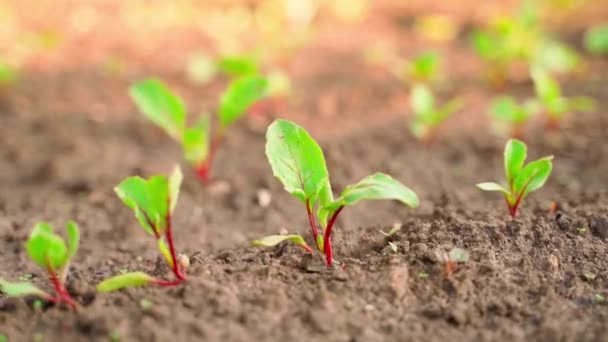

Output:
xmin=130 ymin=76 xmax=268 ymax=183
xmin=0 ymin=221 xmax=80 ymax=309
xmin=442 ymin=247 xmax=469 ymax=279
xmin=477 ymin=139 xmax=553 ymax=217
xmin=255 ymin=119 xmax=419 ymax=267
xmin=489 ymin=95 xmax=539 ymax=138
xmin=584 ymin=24 xmax=608 ymax=55
xmin=409 ymin=84 xmax=462 ymax=143
xmin=96 ymin=166 xmax=187 ymax=292
xmin=532 ymin=68 xmax=595 ymax=129
xmin=395 ymin=51 xmax=442 ymax=84
xmin=0 ymin=61 xmax=17 ymax=86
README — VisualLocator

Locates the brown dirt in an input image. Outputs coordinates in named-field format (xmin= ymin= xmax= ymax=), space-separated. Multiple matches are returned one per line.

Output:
xmin=2 ymin=2 xmax=608 ymax=341
xmin=1 ymin=66 xmax=607 ymax=341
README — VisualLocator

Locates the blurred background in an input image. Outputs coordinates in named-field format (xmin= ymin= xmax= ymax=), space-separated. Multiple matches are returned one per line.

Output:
xmin=0 ymin=0 xmax=607 ymax=137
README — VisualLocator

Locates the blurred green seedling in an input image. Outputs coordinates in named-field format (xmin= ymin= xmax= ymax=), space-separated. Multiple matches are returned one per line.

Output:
xmin=532 ymin=68 xmax=595 ymax=129
xmin=255 ymin=119 xmax=419 ymax=267
xmin=130 ymin=76 xmax=268 ymax=183
xmin=477 ymin=139 xmax=553 ymax=217
xmin=0 ymin=221 xmax=80 ymax=309
xmin=0 ymin=61 xmax=17 ymax=86
xmin=187 ymin=53 xmax=291 ymax=98
xmin=584 ymin=24 xmax=608 ymax=55
xmin=409 ymin=84 xmax=462 ymax=143
xmin=532 ymin=38 xmax=580 ymax=74
xmin=489 ymin=95 xmax=539 ymax=138
xmin=96 ymin=166 xmax=189 ymax=292
xmin=395 ymin=51 xmax=442 ymax=84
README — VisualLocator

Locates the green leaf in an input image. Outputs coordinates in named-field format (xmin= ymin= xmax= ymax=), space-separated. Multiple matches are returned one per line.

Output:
xmin=323 ymin=173 xmax=419 ymax=211
xmin=513 ymin=157 xmax=553 ymax=197
xmin=216 ymin=56 xmax=259 ymax=77
xmin=183 ymin=116 xmax=210 ymax=165
xmin=436 ymin=97 xmax=462 ymax=124
xmin=584 ymin=24 xmax=608 ymax=55
xmin=565 ymin=96 xmax=595 ymax=113
xmin=316 ymin=182 xmax=335 ymax=229
xmin=115 ymin=174 xmax=171 ymax=235
xmin=533 ymin=39 xmax=579 ymax=73
xmin=252 ymin=234 xmax=311 ymax=252
xmin=504 ymin=139 xmax=527 ymax=187
xmin=129 ymin=78 xmax=186 ymax=141
xmin=476 ymin=182 xmax=509 ymax=195
xmin=265 ymin=119 xmax=330 ymax=203
xmin=0 ymin=279 xmax=51 ymax=299
xmin=27 ymin=223 xmax=68 ymax=270
xmin=532 ymin=68 xmax=561 ymax=103
xmin=411 ymin=51 xmax=440 ymax=80
xmin=410 ymin=83 xmax=434 ymax=115
xmin=168 ymin=165 xmax=182 ymax=213
xmin=218 ymin=76 xmax=268 ymax=129
xmin=96 ymin=272 xmax=155 ymax=292
xmin=65 ymin=221 xmax=80 ymax=260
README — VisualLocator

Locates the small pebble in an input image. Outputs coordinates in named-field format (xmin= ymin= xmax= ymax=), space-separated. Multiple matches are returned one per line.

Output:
xmin=257 ymin=189 xmax=272 ymax=208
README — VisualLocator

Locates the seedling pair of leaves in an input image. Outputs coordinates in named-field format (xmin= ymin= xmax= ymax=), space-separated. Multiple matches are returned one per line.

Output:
xmin=531 ymin=68 xmax=594 ymax=129
xmin=0 ymin=222 xmax=80 ymax=309
xmin=489 ymin=96 xmax=540 ymax=138
xmin=442 ymin=248 xmax=469 ymax=279
xmin=96 ymin=166 xmax=188 ymax=292
xmin=477 ymin=139 xmax=553 ymax=217
xmin=409 ymin=84 xmax=462 ymax=143
xmin=253 ymin=119 xmax=419 ymax=267
xmin=130 ymin=76 xmax=268 ymax=183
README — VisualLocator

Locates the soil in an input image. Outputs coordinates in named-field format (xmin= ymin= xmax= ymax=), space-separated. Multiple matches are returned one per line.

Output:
xmin=1 ymin=3 xmax=608 ymax=342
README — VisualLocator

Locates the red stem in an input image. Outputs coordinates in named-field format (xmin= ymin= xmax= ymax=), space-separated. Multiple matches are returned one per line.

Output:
xmin=305 ymin=199 xmax=320 ymax=244
xmin=323 ymin=206 xmax=344 ymax=268
xmin=46 ymin=266 xmax=77 ymax=310
xmin=195 ymin=133 xmax=223 ymax=184
xmin=150 ymin=278 xmax=184 ymax=287
xmin=165 ymin=199 xmax=186 ymax=281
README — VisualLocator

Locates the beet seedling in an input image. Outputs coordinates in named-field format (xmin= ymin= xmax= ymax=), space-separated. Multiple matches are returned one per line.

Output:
xmin=532 ymin=68 xmax=595 ymax=129
xmin=477 ymin=139 xmax=553 ymax=217
xmin=489 ymin=96 xmax=539 ymax=138
xmin=442 ymin=247 xmax=469 ymax=279
xmin=256 ymin=119 xmax=419 ymax=267
xmin=409 ymin=84 xmax=462 ymax=143
xmin=0 ymin=221 xmax=80 ymax=309
xmin=130 ymin=76 xmax=268 ymax=183
xmin=96 ymin=166 xmax=188 ymax=292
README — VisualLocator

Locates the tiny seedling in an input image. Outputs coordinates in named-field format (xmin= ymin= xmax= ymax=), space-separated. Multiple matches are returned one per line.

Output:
xmin=532 ymin=38 xmax=580 ymax=74
xmin=442 ymin=247 xmax=469 ymax=279
xmin=96 ymin=166 xmax=188 ymax=292
xmin=255 ymin=119 xmax=419 ymax=267
xmin=532 ymin=68 xmax=595 ymax=129
xmin=409 ymin=84 xmax=462 ymax=143
xmin=584 ymin=24 xmax=608 ymax=55
xmin=395 ymin=51 xmax=442 ymax=84
xmin=0 ymin=221 xmax=80 ymax=309
xmin=130 ymin=76 xmax=267 ymax=183
xmin=0 ymin=61 xmax=17 ymax=86
xmin=477 ymin=139 xmax=553 ymax=217
xmin=489 ymin=95 xmax=539 ymax=138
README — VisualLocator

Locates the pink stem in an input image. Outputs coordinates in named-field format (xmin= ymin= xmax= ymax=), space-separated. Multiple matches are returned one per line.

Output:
xmin=305 ymin=199 xmax=320 ymax=243
xmin=47 ymin=266 xmax=77 ymax=310
xmin=195 ymin=134 xmax=223 ymax=184
xmin=150 ymin=278 xmax=184 ymax=287
xmin=323 ymin=206 xmax=344 ymax=268
xmin=165 ymin=199 xmax=186 ymax=281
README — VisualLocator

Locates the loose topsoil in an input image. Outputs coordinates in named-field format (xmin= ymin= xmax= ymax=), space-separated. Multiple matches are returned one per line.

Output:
xmin=1 ymin=14 xmax=608 ymax=340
